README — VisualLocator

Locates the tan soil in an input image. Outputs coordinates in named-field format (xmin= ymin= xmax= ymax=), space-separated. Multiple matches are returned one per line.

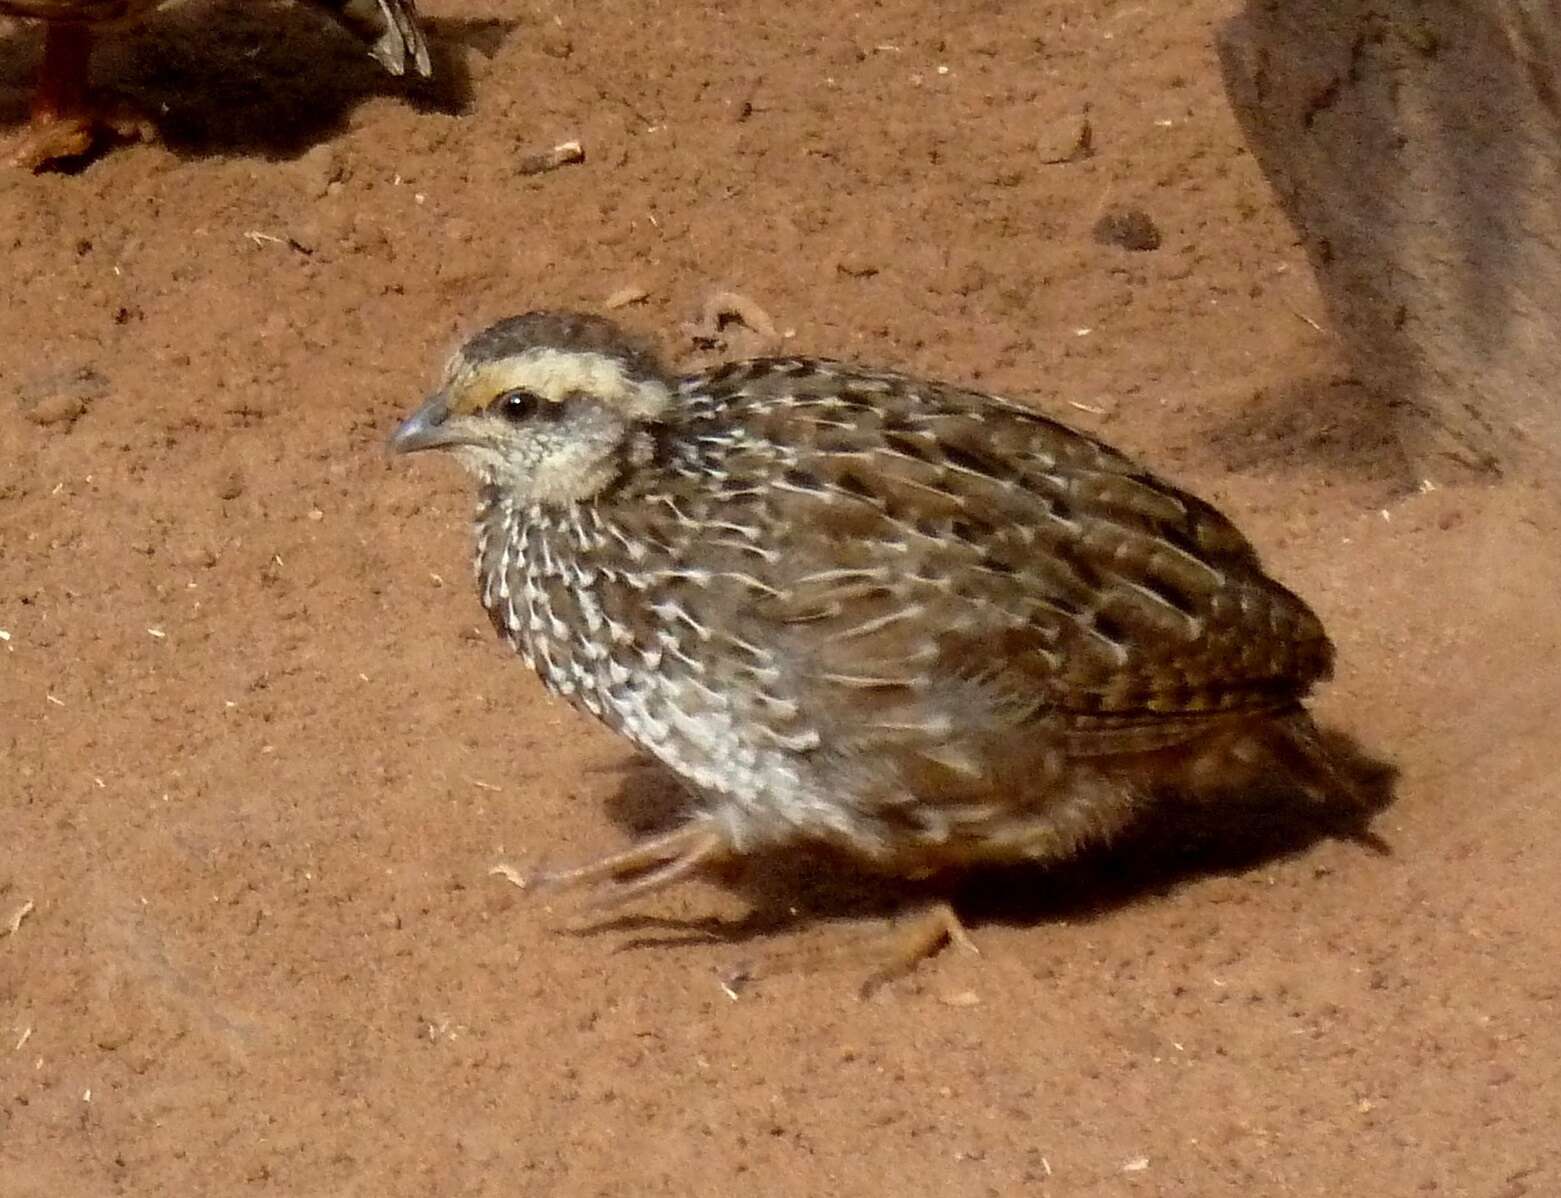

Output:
xmin=3 ymin=1 xmax=1557 ymax=1195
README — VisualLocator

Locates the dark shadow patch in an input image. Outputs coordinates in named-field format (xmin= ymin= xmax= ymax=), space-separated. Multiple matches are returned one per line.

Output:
xmin=1201 ymin=373 xmax=1414 ymax=485
xmin=567 ymin=727 xmax=1397 ymax=961
xmin=0 ymin=28 xmax=39 ymax=131
xmin=0 ymin=6 xmax=518 ymax=164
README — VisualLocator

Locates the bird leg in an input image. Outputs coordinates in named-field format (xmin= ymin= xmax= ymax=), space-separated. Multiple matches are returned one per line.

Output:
xmin=502 ymin=824 xmax=980 ymax=992
xmin=859 ymin=901 xmax=981 ymax=996
xmin=518 ymin=821 xmax=729 ymax=910
xmin=724 ymin=901 xmax=981 ymax=999
xmin=7 ymin=24 xmax=156 ymax=170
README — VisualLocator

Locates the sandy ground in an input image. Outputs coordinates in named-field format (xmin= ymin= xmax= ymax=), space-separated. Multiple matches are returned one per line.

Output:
xmin=3 ymin=1 xmax=1559 ymax=1195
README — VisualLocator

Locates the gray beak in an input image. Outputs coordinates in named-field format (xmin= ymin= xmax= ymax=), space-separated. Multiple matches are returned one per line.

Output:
xmin=389 ymin=392 xmax=457 ymax=454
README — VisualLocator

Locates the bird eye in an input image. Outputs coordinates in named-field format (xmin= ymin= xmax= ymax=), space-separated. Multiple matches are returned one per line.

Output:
xmin=494 ymin=388 xmax=539 ymax=422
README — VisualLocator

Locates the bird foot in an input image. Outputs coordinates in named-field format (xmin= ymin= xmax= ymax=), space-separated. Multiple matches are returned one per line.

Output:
xmin=865 ymin=901 xmax=981 ymax=995
xmin=489 ymin=821 xmax=728 ymax=912
xmin=8 ymin=99 xmax=157 ymax=171
xmin=723 ymin=901 xmax=981 ymax=999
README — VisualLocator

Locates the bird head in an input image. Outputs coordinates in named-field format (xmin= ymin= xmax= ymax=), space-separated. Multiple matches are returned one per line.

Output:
xmin=390 ymin=311 xmax=673 ymax=503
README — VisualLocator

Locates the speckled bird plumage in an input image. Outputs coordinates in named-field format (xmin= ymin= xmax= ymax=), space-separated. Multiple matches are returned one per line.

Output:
xmin=391 ymin=311 xmax=1342 ymax=902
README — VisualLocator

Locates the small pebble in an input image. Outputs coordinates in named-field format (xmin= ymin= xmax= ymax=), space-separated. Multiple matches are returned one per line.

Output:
xmin=536 ymin=29 xmax=573 ymax=58
xmin=1093 ymin=207 xmax=1162 ymax=252
xmin=604 ymin=285 xmax=650 ymax=310
xmin=295 ymin=143 xmax=345 ymax=199
xmin=1038 ymin=113 xmax=1093 ymax=164
xmin=835 ymin=252 xmax=881 ymax=279
xmin=16 ymin=366 xmax=107 ymax=430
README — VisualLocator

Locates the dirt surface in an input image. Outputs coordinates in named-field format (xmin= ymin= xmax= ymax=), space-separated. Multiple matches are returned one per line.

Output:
xmin=3 ymin=1 xmax=1558 ymax=1195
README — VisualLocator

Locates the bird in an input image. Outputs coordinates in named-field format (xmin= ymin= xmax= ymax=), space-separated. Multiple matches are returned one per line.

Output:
xmin=2 ymin=0 xmax=431 ymax=169
xmin=389 ymin=311 xmax=1350 ymax=979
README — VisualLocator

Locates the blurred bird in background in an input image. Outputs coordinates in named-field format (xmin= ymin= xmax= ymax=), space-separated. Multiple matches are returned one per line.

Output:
xmin=2 ymin=0 xmax=430 ymax=168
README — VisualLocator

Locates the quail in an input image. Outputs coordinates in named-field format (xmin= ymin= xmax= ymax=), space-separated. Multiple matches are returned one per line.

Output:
xmin=3 ymin=0 xmax=430 ymax=169
xmin=391 ymin=312 xmax=1346 ymax=962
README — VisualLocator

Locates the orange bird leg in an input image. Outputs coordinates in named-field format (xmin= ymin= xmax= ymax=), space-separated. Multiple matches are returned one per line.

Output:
xmin=9 ymin=23 xmax=154 ymax=170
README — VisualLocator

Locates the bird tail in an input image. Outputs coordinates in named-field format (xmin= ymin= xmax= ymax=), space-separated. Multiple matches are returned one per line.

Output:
xmin=311 ymin=0 xmax=433 ymax=79
xmin=1254 ymin=708 xmax=1373 ymax=810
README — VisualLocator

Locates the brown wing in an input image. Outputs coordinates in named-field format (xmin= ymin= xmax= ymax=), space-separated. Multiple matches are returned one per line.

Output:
xmin=690 ymin=362 xmax=1333 ymax=759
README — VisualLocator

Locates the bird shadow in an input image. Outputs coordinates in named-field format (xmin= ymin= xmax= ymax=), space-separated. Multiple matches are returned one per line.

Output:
xmin=1197 ymin=372 xmax=1415 ymax=487
xmin=0 ymin=6 xmax=520 ymax=164
xmin=562 ymin=726 xmax=1398 ymax=956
